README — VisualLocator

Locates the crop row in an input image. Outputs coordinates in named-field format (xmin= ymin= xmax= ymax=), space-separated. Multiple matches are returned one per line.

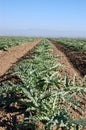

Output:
xmin=53 ymin=38 xmax=86 ymax=53
xmin=0 ymin=36 xmax=36 ymax=50
xmin=0 ymin=39 xmax=86 ymax=130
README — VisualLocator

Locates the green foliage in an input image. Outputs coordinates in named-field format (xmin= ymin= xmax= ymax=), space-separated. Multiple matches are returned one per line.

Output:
xmin=0 ymin=84 xmax=22 ymax=108
xmin=0 ymin=36 xmax=36 ymax=50
xmin=0 ymin=39 xmax=86 ymax=130
xmin=53 ymin=38 xmax=86 ymax=53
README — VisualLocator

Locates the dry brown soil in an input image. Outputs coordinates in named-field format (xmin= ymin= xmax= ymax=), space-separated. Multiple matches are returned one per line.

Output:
xmin=0 ymin=39 xmax=41 ymax=77
xmin=49 ymin=39 xmax=86 ymax=77
xmin=51 ymin=42 xmax=82 ymax=82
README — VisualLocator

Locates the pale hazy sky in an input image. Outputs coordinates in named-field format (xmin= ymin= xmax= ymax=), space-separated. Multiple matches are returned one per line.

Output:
xmin=0 ymin=0 xmax=86 ymax=37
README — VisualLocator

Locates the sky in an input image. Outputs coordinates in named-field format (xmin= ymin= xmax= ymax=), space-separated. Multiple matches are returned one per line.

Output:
xmin=0 ymin=0 xmax=86 ymax=37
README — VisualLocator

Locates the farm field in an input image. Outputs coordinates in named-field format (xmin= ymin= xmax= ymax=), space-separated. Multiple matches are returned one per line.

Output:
xmin=0 ymin=38 xmax=41 ymax=76
xmin=0 ymin=38 xmax=86 ymax=130
xmin=49 ymin=38 xmax=86 ymax=77
xmin=53 ymin=38 xmax=86 ymax=53
xmin=0 ymin=36 xmax=37 ymax=51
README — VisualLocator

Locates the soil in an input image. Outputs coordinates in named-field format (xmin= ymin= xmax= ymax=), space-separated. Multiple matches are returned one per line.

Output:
xmin=0 ymin=39 xmax=86 ymax=130
xmin=50 ymin=42 xmax=82 ymax=82
xmin=49 ymin=39 xmax=86 ymax=77
xmin=0 ymin=39 xmax=41 ymax=77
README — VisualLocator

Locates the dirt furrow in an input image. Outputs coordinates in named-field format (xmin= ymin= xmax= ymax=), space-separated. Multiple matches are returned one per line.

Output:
xmin=49 ymin=39 xmax=86 ymax=77
xmin=49 ymin=40 xmax=82 ymax=82
xmin=0 ymin=39 xmax=41 ymax=77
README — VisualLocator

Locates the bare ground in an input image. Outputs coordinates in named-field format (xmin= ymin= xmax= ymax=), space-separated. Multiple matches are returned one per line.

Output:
xmin=0 ymin=39 xmax=41 ymax=77
xmin=49 ymin=39 xmax=86 ymax=77
xmin=51 ymin=43 xmax=82 ymax=82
